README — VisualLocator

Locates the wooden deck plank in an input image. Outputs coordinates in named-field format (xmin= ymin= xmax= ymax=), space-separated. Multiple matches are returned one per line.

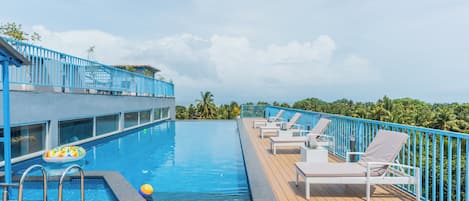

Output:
xmin=241 ymin=118 xmax=415 ymax=201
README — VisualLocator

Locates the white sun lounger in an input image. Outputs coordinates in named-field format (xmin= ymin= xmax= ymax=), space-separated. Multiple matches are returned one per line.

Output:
xmin=295 ymin=130 xmax=420 ymax=201
xmin=270 ymin=118 xmax=332 ymax=154
xmin=252 ymin=110 xmax=284 ymax=128
xmin=259 ymin=113 xmax=301 ymax=138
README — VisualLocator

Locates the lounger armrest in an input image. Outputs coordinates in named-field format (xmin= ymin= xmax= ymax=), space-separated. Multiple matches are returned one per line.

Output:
xmin=321 ymin=135 xmax=335 ymax=146
xmin=291 ymin=124 xmax=304 ymax=130
xmin=276 ymin=117 xmax=286 ymax=122
xmin=305 ymin=134 xmax=335 ymax=145
xmin=346 ymin=152 xmax=364 ymax=162
xmin=366 ymin=162 xmax=420 ymax=178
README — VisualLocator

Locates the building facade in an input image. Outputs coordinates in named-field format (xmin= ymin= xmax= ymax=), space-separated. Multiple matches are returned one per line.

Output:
xmin=0 ymin=36 xmax=175 ymax=164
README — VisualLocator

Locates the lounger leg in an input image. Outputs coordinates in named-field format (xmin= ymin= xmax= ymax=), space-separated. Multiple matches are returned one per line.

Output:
xmin=273 ymin=144 xmax=276 ymax=155
xmin=270 ymin=142 xmax=273 ymax=154
xmin=305 ymin=182 xmax=310 ymax=200
xmin=366 ymin=183 xmax=370 ymax=201
xmin=295 ymin=172 xmax=298 ymax=186
xmin=416 ymin=169 xmax=421 ymax=201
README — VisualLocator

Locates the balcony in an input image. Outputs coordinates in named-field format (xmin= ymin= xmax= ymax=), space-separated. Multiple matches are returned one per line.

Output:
xmin=0 ymin=36 xmax=174 ymax=97
xmin=240 ymin=105 xmax=466 ymax=201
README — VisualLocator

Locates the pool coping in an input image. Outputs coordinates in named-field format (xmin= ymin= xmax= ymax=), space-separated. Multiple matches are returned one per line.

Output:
xmin=236 ymin=117 xmax=277 ymax=201
xmin=2 ymin=171 xmax=145 ymax=201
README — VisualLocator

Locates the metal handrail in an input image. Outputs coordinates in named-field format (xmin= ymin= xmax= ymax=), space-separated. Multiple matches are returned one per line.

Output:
xmin=1 ymin=183 xmax=19 ymax=201
xmin=18 ymin=164 xmax=48 ymax=201
xmin=58 ymin=164 xmax=84 ymax=201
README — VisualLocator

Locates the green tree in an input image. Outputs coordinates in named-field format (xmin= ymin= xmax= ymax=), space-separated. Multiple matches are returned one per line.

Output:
xmin=176 ymin=105 xmax=188 ymax=119
xmin=196 ymin=91 xmax=217 ymax=119
xmin=0 ymin=22 xmax=41 ymax=41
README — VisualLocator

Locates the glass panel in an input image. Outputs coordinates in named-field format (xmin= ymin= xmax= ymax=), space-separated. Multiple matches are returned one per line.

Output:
xmin=162 ymin=107 xmax=170 ymax=118
xmin=153 ymin=108 xmax=161 ymax=121
xmin=96 ymin=114 xmax=119 ymax=135
xmin=59 ymin=118 xmax=93 ymax=145
xmin=124 ymin=112 xmax=139 ymax=128
xmin=0 ymin=123 xmax=46 ymax=161
xmin=140 ymin=110 xmax=151 ymax=124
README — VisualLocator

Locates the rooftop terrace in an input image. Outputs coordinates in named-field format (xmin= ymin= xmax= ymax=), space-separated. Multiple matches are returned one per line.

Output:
xmin=240 ymin=105 xmax=469 ymax=201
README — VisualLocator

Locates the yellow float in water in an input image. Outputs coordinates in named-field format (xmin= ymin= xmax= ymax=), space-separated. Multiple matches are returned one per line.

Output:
xmin=139 ymin=184 xmax=154 ymax=197
xmin=43 ymin=146 xmax=86 ymax=163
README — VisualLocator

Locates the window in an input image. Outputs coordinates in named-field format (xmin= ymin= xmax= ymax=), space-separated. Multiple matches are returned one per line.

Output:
xmin=162 ymin=107 xmax=170 ymax=118
xmin=59 ymin=118 xmax=93 ymax=145
xmin=0 ymin=123 xmax=46 ymax=161
xmin=153 ymin=108 xmax=161 ymax=121
xmin=96 ymin=114 xmax=119 ymax=135
xmin=124 ymin=112 xmax=139 ymax=128
xmin=140 ymin=110 xmax=151 ymax=124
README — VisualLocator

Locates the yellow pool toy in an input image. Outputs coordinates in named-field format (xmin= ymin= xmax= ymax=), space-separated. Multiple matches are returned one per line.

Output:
xmin=43 ymin=146 xmax=86 ymax=163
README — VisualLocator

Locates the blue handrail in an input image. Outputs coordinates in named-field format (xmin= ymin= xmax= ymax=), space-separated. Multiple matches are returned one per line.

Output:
xmin=241 ymin=104 xmax=468 ymax=201
xmin=0 ymin=36 xmax=174 ymax=97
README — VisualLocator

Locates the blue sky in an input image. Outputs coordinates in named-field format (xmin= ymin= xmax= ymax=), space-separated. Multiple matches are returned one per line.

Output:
xmin=2 ymin=0 xmax=469 ymax=105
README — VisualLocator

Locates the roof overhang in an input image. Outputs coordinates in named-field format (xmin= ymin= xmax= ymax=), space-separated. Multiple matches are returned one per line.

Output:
xmin=0 ymin=37 xmax=30 ymax=66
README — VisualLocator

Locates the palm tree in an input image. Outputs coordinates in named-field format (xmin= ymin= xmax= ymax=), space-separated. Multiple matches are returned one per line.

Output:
xmin=196 ymin=91 xmax=217 ymax=119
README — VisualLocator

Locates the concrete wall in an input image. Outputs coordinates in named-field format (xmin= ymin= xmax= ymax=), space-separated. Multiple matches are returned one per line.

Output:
xmin=0 ymin=91 xmax=175 ymax=149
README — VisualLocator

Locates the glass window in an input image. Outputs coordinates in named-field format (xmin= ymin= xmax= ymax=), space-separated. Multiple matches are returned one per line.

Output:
xmin=162 ymin=107 xmax=170 ymax=118
xmin=140 ymin=110 xmax=151 ymax=124
xmin=0 ymin=123 xmax=46 ymax=161
xmin=124 ymin=112 xmax=139 ymax=128
xmin=59 ymin=118 xmax=93 ymax=145
xmin=153 ymin=108 xmax=161 ymax=121
xmin=96 ymin=114 xmax=119 ymax=135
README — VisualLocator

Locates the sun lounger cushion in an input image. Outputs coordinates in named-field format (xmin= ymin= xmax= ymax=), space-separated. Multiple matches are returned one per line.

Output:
xmin=310 ymin=118 xmax=332 ymax=134
xmin=296 ymin=162 xmax=366 ymax=177
xmin=270 ymin=136 xmax=307 ymax=142
xmin=357 ymin=130 xmax=408 ymax=176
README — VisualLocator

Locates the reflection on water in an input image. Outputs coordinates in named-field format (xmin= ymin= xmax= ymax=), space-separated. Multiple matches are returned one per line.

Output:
xmin=12 ymin=121 xmax=251 ymax=201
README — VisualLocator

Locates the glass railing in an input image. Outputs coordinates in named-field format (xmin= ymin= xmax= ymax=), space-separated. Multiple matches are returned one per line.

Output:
xmin=241 ymin=105 xmax=469 ymax=201
xmin=0 ymin=36 xmax=174 ymax=97
xmin=240 ymin=104 xmax=266 ymax=118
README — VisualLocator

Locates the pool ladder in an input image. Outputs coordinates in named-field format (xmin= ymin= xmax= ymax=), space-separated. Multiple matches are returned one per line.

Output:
xmin=58 ymin=164 xmax=84 ymax=201
xmin=1 ymin=164 xmax=85 ymax=201
xmin=1 ymin=164 xmax=47 ymax=201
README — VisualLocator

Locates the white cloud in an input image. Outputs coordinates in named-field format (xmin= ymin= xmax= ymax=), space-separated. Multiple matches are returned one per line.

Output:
xmin=31 ymin=25 xmax=379 ymax=104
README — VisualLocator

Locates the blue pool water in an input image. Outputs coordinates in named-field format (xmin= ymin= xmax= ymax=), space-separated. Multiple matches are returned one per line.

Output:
xmin=12 ymin=121 xmax=251 ymax=201
xmin=6 ymin=179 xmax=117 ymax=201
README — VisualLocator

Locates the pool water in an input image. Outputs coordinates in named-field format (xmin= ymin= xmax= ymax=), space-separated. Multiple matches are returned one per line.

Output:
xmin=6 ymin=179 xmax=117 ymax=201
xmin=13 ymin=121 xmax=251 ymax=201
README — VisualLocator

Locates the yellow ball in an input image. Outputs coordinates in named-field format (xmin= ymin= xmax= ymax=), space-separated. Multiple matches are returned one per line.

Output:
xmin=140 ymin=184 xmax=154 ymax=195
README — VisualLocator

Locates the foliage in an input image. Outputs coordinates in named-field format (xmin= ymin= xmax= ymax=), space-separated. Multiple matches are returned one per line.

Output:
xmin=0 ymin=22 xmax=41 ymax=41
xmin=292 ymin=96 xmax=469 ymax=133
xmin=196 ymin=91 xmax=217 ymax=119
xmin=86 ymin=45 xmax=95 ymax=60
xmin=176 ymin=94 xmax=469 ymax=134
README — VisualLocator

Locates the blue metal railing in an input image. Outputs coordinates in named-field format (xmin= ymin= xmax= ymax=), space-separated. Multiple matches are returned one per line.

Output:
xmin=0 ymin=36 xmax=174 ymax=97
xmin=241 ymin=104 xmax=468 ymax=201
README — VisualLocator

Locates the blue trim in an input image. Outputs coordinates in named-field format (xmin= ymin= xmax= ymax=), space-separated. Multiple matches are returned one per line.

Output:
xmin=0 ymin=36 xmax=175 ymax=97
xmin=2 ymin=60 xmax=12 ymax=198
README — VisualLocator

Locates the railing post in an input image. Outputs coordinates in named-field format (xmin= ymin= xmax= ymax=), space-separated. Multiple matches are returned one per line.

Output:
xmin=2 ymin=60 xmax=12 ymax=198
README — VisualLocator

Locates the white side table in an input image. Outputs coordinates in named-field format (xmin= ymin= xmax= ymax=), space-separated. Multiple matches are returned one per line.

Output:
xmin=300 ymin=145 xmax=328 ymax=163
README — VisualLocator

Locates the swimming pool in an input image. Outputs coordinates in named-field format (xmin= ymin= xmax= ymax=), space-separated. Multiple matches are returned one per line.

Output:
xmin=12 ymin=120 xmax=251 ymax=201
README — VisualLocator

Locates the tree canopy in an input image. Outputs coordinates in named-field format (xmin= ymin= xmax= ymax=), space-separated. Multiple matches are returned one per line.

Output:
xmin=176 ymin=94 xmax=469 ymax=133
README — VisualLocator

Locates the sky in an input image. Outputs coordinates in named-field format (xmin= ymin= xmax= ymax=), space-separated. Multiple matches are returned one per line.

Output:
xmin=2 ymin=0 xmax=469 ymax=105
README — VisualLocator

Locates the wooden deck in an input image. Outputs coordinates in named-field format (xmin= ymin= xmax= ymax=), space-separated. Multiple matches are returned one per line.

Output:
xmin=241 ymin=118 xmax=415 ymax=201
